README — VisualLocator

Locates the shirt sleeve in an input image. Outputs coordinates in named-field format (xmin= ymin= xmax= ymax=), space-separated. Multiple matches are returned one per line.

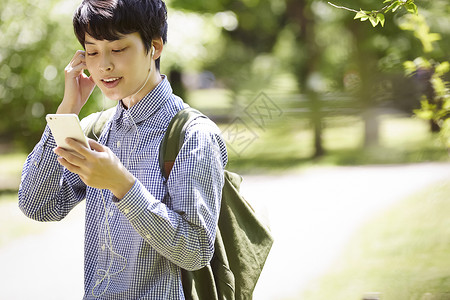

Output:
xmin=114 ymin=119 xmax=228 ymax=271
xmin=18 ymin=125 xmax=86 ymax=222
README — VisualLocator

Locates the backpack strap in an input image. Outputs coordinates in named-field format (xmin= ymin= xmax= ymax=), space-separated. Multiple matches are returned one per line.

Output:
xmin=81 ymin=107 xmax=116 ymax=140
xmin=159 ymin=107 xmax=226 ymax=300
xmin=158 ymin=107 xmax=206 ymax=179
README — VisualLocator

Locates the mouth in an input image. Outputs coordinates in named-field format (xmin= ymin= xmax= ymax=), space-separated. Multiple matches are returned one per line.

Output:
xmin=101 ymin=77 xmax=122 ymax=88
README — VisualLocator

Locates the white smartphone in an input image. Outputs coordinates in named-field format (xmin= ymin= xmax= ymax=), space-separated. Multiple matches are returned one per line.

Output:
xmin=46 ymin=114 xmax=90 ymax=151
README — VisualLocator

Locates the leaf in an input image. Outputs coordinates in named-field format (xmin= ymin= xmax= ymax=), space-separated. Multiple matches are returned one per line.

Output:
xmin=369 ymin=15 xmax=379 ymax=27
xmin=435 ymin=61 xmax=450 ymax=76
xmin=403 ymin=61 xmax=417 ymax=76
xmin=443 ymin=98 xmax=450 ymax=110
xmin=354 ymin=10 xmax=368 ymax=20
xmin=392 ymin=3 xmax=401 ymax=12
xmin=414 ymin=109 xmax=434 ymax=120
xmin=414 ymin=57 xmax=432 ymax=69
xmin=383 ymin=0 xmax=392 ymax=3
xmin=414 ymin=99 xmax=436 ymax=120
xmin=405 ymin=3 xmax=418 ymax=14
xmin=377 ymin=13 xmax=385 ymax=27
xmin=383 ymin=2 xmax=395 ymax=13
xmin=428 ymin=33 xmax=442 ymax=43
xmin=431 ymin=77 xmax=446 ymax=96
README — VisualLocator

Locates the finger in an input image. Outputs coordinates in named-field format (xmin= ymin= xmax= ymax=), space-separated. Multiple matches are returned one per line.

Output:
xmin=72 ymin=55 xmax=85 ymax=66
xmin=65 ymin=138 xmax=92 ymax=156
xmin=65 ymin=64 xmax=87 ymax=81
xmin=53 ymin=146 xmax=83 ymax=159
xmin=70 ymin=50 xmax=86 ymax=63
xmin=80 ymin=72 xmax=95 ymax=84
xmin=68 ymin=60 xmax=87 ymax=74
xmin=88 ymin=139 xmax=106 ymax=152
xmin=66 ymin=51 xmax=86 ymax=72
xmin=54 ymin=147 xmax=85 ymax=165
xmin=56 ymin=156 xmax=82 ymax=174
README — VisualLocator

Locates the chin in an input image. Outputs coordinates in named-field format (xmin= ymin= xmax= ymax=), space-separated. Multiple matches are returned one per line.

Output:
xmin=100 ymin=90 xmax=125 ymax=102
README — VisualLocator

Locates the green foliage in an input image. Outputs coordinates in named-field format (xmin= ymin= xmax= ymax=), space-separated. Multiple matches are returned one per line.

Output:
xmin=354 ymin=10 xmax=385 ymax=27
xmin=170 ymin=0 xmax=285 ymax=95
xmin=399 ymin=14 xmax=442 ymax=53
xmin=0 ymin=0 xmax=102 ymax=150
xmin=383 ymin=0 xmax=418 ymax=14
xmin=405 ymin=58 xmax=450 ymax=147
xmin=329 ymin=0 xmax=448 ymax=150
xmin=330 ymin=0 xmax=418 ymax=28
xmin=1 ymin=0 xmax=448 ymax=155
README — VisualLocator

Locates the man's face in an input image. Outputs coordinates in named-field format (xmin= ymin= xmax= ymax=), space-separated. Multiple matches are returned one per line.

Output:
xmin=84 ymin=32 xmax=152 ymax=103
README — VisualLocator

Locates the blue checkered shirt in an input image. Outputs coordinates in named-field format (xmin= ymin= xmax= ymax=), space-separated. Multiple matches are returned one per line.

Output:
xmin=18 ymin=76 xmax=228 ymax=299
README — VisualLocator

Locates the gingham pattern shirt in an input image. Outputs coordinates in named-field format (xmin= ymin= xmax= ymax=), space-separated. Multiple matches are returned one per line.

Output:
xmin=18 ymin=76 xmax=228 ymax=299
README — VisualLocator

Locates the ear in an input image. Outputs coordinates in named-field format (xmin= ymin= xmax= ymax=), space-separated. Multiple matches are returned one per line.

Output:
xmin=151 ymin=37 xmax=164 ymax=60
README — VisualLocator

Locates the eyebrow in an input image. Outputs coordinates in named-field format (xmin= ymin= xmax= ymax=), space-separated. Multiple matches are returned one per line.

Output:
xmin=85 ymin=35 xmax=125 ymax=45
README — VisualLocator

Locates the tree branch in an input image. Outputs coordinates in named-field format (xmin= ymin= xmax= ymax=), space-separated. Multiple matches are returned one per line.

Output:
xmin=327 ymin=2 xmax=359 ymax=13
xmin=328 ymin=1 xmax=396 ymax=14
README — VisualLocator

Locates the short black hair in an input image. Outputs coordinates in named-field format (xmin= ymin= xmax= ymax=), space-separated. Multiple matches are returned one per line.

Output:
xmin=73 ymin=0 xmax=168 ymax=70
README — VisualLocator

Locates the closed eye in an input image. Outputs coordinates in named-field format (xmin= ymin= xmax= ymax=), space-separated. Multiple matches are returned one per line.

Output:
xmin=87 ymin=52 xmax=98 ymax=56
xmin=112 ymin=48 xmax=127 ymax=53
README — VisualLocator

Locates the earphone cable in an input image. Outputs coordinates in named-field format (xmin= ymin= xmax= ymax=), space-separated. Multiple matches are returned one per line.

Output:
xmin=91 ymin=51 xmax=153 ymax=298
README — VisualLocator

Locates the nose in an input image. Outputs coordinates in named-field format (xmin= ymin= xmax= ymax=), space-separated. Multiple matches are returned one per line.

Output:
xmin=99 ymin=54 xmax=114 ymax=72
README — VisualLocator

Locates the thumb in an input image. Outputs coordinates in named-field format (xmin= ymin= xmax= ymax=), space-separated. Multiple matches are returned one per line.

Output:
xmin=85 ymin=74 xmax=95 ymax=85
xmin=88 ymin=139 xmax=105 ymax=152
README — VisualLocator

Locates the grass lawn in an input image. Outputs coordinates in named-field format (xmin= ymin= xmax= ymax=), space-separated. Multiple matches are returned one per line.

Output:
xmin=301 ymin=180 xmax=450 ymax=300
xmin=0 ymin=152 xmax=26 ymax=177
xmin=219 ymin=114 xmax=449 ymax=173
xmin=0 ymin=152 xmax=27 ymax=192
xmin=0 ymin=153 xmax=49 ymax=247
xmin=185 ymin=88 xmax=449 ymax=173
xmin=0 ymin=192 xmax=49 ymax=247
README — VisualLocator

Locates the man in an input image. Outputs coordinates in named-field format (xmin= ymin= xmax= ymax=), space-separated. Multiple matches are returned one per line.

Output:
xmin=18 ymin=0 xmax=228 ymax=299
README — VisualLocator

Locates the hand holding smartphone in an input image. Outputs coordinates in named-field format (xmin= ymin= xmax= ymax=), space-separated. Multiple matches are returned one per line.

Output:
xmin=46 ymin=114 xmax=91 ymax=151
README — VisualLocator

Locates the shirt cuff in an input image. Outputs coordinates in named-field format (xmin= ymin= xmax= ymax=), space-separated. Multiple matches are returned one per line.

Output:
xmin=113 ymin=179 xmax=156 ymax=221
xmin=32 ymin=125 xmax=57 ymax=168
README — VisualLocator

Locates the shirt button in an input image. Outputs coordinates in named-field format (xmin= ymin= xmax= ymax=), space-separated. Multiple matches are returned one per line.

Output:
xmin=34 ymin=160 xmax=38 ymax=167
xmin=124 ymin=208 xmax=130 ymax=214
xmin=117 ymin=141 xmax=121 ymax=148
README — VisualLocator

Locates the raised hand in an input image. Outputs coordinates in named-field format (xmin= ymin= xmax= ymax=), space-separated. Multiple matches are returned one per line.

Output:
xmin=57 ymin=50 xmax=96 ymax=114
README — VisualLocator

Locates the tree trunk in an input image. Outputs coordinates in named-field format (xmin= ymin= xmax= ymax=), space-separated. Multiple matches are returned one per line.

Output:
xmin=286 ymin=0 xmax=325 ymax=157
xmin=362 ymin=109 xmax=380 ymax=147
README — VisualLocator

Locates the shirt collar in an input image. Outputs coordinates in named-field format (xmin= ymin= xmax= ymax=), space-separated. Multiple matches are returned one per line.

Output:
xmin=113 ymin=75 xmax=172 ymax=124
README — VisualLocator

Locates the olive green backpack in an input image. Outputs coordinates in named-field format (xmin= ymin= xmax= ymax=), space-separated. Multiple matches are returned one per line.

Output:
xmin=82 ymin=107 xmax=274 ymax=300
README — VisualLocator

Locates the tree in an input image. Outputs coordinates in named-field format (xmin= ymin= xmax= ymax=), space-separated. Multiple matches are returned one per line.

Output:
xmin=329 ymin=0 xmax=449 ymax=148
xmin=0 ymin=0 xmax=105 ymax=150
xmin=169 ymin=0 xmax=430 ymax=154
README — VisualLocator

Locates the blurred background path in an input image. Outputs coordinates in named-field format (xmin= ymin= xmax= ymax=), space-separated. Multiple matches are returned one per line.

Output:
xmin=250 ymin=162 xmax=450 ymax=300
xmin=0 ymin=162 xmax=449 ymax=300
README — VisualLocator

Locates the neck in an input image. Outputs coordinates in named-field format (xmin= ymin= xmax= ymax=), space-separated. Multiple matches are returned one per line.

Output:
xmin=123 ymin=71 xmax=162 ymax=109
